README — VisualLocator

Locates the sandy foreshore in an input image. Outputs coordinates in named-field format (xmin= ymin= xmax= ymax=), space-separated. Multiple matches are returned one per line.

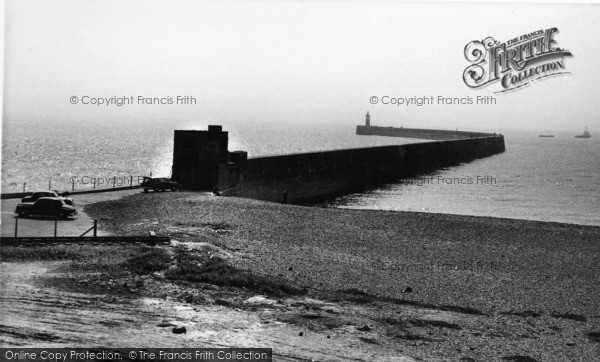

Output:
xmin=2 ymin=191 xmax=599 ymax=361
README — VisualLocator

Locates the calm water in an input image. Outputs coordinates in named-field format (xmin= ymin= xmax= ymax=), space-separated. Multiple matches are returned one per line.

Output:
xmin=2 ymin=120 xmax=599 ymax=226
xmin=1 ymin=120 xmax=426 ymax=192
xmin=327 ymin=131 xmax=600 ymax=226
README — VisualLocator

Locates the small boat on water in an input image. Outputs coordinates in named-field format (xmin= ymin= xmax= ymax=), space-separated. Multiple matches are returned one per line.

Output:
xmin=575 ymin=127 xmax=591 ymax=138
xmin=539 ymin=135 xmax=554 ymax=138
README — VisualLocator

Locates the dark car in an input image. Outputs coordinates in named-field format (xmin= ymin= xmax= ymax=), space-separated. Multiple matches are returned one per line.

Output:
xmin=22 ymin=190 xmax=74 ymax=206
xmin=15 ymin=197 xmax=77 ymax=218
xmin=140 ymin=177 xmax=179 ymax=192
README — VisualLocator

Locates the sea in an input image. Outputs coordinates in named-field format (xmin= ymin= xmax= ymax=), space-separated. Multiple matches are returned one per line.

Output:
xmin=2 ymin=120 xmax=599 ymax=226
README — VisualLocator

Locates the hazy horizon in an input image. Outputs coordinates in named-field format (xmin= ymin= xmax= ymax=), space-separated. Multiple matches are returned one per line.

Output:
xmin=3 ymin=0 xmax=600 ymax=133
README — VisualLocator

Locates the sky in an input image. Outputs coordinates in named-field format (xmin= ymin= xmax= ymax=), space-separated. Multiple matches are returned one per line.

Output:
xmin=3 ymin=0 xmax=600 ymax=133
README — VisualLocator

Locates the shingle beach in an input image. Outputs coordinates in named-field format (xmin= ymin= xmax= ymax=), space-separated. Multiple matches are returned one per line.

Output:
xmin=86 ymin=192 xmax=600 ymax=317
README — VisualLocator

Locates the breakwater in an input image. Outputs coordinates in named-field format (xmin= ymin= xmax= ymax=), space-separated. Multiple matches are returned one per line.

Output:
xmin=356 ymin=125 xmax=496 ymax=140
xmin=171 ymin=125 xmax=505 ymax=204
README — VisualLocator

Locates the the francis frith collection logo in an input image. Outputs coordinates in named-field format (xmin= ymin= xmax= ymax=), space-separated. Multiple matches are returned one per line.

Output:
xmin=463 ymin=27 xmax=572 ymax=93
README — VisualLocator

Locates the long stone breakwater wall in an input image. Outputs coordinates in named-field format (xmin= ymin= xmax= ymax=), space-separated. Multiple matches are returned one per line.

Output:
xmin=171 ymin=125 xmax=505 ymax=204
xmin=356 ymin=125 xmax=496 ymax=140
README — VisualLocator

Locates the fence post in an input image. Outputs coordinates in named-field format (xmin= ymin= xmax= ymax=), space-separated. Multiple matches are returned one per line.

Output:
xmin=130 ymin=175 xmax=133 ymax=186
xmin=14 ymin=217 xmax=18 ymax=237
xmin=23 ymin=183 xmax=26 ymax=192
xmin=93 ymin=179 xmax=96 ymax=189
xmin=113 ymin=176 xmax=116 ymax=188
xmin=72 ymin=179 xmax=75 ymax=191
xmin=48 ymin=180 xmax=51 ymax=190
xmin=93 ymin=219 xmax=97 ymax=237
xmin=54 ymin=217 xmax=58 ymax=237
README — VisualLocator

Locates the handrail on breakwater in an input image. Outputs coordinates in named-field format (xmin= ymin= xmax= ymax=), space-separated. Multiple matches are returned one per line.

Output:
xmin=1 ymin=173 xmax=156 ymax=200
xmin=0 ymin=235 xmax=171 ymax=246
xmin=1 ymin=184 xmax=142 ymax=200
xmin=6 ymin=217 xmax=169 ymax=246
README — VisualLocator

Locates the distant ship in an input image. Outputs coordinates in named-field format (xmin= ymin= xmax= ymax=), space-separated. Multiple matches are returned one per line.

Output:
xmin=575 ymin=127 xmax=591 ymax=138
xmin=539 ymin=135 xmax=554 ymax=138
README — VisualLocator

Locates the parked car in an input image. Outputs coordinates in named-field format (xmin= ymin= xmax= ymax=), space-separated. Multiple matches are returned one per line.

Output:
xmin=22 ymin=190 xmax=74 ymax=206
xmin=15 ymin=197 xmax=77 ymax=218
xmin=140 ymin=177 xmax=179 ymax=192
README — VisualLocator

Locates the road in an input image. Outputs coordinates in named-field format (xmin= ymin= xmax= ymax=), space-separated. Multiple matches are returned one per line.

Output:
xmin=0 ymin=189 xmax=141 ymax=237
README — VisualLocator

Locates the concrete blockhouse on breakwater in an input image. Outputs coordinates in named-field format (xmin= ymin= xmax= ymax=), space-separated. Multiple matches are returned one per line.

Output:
xmin=171 ymin=116 xmax=505 ymax=203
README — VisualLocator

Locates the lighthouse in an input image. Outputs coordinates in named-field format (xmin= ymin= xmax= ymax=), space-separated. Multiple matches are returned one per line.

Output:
xmin=365 ymin=111 xmax=371 ymax=126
